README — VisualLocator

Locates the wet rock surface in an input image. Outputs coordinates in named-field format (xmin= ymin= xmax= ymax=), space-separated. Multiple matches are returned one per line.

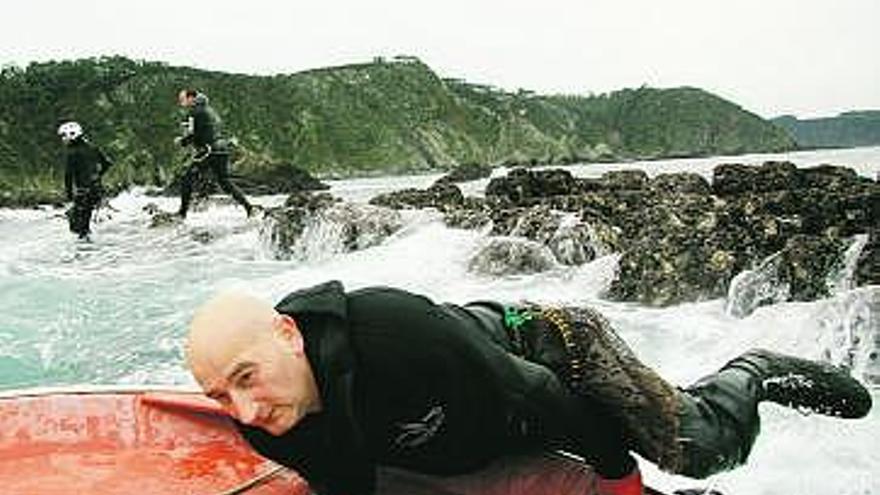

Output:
xmin=367 ymin=161 xmax=878 ymax=309
xmin=264 ymin=192 xmax=403 ymax=260
xmin=432 ymin=163 xmax=493 ymax=185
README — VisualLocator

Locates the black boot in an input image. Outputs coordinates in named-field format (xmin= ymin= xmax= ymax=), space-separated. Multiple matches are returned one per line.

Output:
xmin=723 ymin=349 xmax=872 ymax=419
xmin=675 ymin=348 xmax=872 ymax=478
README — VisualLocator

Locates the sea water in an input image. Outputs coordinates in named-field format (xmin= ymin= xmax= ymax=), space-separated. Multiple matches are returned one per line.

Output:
xmin=1 ymin=147 xmax=878 ymax=494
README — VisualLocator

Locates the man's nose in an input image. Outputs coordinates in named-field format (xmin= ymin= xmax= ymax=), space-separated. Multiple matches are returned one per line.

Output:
xmin=230 ymin=390 xmax=258 ymax=424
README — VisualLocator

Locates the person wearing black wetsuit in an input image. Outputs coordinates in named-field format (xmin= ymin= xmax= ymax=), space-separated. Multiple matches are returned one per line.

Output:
xmin=187 ymin=281 xmax=872 ymax=495
xmin=175 ymin=89 xmax=253 ymax=218
xmin=58 ymin=121 xmax=113 ymax=240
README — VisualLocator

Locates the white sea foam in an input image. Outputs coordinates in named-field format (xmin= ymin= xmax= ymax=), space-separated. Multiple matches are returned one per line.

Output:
xmin=0 ymin=147 xmax=877 ymax=494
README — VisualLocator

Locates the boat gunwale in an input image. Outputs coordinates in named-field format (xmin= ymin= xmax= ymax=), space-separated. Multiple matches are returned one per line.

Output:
xmin=0 ymin=384 xmax=202 ymax=400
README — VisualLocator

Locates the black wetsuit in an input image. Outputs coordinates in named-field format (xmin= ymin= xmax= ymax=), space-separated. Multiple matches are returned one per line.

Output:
xmin=177 ymin=94 xmax=251 ymax=217
xmin=235 ymin=282 xmax=870 ymax=495
xmin=238 ymin=282 xmax=637 ymax=494
xmin=64 ymin=137 xmax=112 ymax=238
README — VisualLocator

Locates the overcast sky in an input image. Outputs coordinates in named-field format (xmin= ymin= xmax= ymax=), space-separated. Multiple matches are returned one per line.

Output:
xmin=3 ymin=0 xmax=877 ymax=119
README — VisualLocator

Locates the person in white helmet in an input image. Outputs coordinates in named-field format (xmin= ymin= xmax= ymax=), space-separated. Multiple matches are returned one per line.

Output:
xmin=57 ymin=121 xmax=113 ymax=239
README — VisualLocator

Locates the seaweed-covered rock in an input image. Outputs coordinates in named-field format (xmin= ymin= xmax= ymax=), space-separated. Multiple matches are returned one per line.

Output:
xmin=650 ymin=172 xmax=711 ymax=195
xmin=433 ymin=163 xmax=493 ymax=185
xmin=468 ymin=237 xmax=557 ymax=276
xmin=371 ymin=160 xmax=878 ymax=309
xmin=264 ymin=193 xmax=402 ymax=259
xmin=485 ymin=168 xmax=580 ymax=204
xmin=369 ymin=182 xmax=464 ymax=211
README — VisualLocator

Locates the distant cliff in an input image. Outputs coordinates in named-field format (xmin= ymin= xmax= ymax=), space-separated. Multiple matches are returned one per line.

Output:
xmin=0 ymin=55 xmax=795 ymax=205
xmin=773 ymin=111 xmax=880 ymax=149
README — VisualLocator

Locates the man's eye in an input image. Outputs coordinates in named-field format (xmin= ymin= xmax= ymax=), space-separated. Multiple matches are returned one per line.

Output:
xmin=238 ymin=371 xmax=255 ymax=387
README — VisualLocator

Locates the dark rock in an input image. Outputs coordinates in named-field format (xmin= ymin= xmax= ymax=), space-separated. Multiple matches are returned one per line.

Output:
xmin=650 ymin=172 xmax=711 ymax=195
xmin=264 ymin=195 xmax=402 ymax=260
xmin=149 ymin=211 xmax=180 ymax=228
xmin=369 ymin=182 xmax=464 ymax=211
xmin=799 ymin=164 xmax=864 ymax=190
xmin=284 ymin=191 xmax=338 ymax=209
xmin=442 ymin=197 xmax=494 ymax=230
xmin=713 ymin=161 xmax=797 ymax=195
xmin=778 ymin=235 xmax=850 ymax=302
xmin=726 ymin=234 xmax=868 ymax=317
xmin=715 ymin=161 xmax=874 ymax=197
xmin=485 ymin=168 xmax=579 ymax=204
xmin=504 ymin=205 xmax=562 ymax=242
xmin=468 ymin=237 xmax=557 ymax=276
xmin=575 ymin=177 xmax=605 ymax=193
xmin=263 ymin=193 xmax=338 ymax=255
xmin=547 ymin=223 xmax=598 ymax=266
xmin=364 ymin=160 xmax=877 ymax=309
xmin=758 ymin=160 xmax=799 ymax=191
xmin=599 ymin=170 xmax=650 ymax=191
xmin=608 ymin=231 xmax=738 ymax=306
xmin=242 ymin=163 xmax=330 ymax=195
xmin=712 ymin=163 xmax=755 ymax=195
xmin=433 ymin=163 xmax=493 ymax=185
xmin=498 ymin=205 xmax=601 ymax=265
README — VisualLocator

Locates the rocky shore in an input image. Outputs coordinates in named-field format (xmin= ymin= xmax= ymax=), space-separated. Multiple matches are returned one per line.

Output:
xmin=265 ymin=161 xmax=878 ymax=314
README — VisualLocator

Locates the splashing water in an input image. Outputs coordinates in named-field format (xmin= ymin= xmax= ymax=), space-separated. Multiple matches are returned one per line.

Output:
xmin=725 ymin=251 xmax=791 ymax=318
xmin=827 ymin=234 xmax=870 ymax=294
xmin=1 ymin=147 xmax=878 ymax=494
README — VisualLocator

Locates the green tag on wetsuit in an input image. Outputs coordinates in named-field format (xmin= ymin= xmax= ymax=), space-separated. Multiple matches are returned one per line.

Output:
xmin=503 ymin=306 xmax=533 ymax=330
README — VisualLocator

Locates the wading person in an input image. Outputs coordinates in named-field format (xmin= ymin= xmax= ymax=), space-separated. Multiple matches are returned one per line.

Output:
xmin=58 ymin=121 xmax=113 ymax=240
xmin=175 ymin=89 xmax=253 ymax=218
xmin=186 ymin=281 xmax=872 ymax=495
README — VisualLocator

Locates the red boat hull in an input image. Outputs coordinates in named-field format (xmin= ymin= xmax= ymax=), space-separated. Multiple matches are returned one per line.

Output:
xmin=0 ymin=388 xmax=602 ymax=494
xmin=0 ymin=389 xmax=307 ymax=494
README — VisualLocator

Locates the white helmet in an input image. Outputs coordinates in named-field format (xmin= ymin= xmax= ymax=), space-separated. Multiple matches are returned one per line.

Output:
xmin=57 ymin=121 xmax=83 ymax=143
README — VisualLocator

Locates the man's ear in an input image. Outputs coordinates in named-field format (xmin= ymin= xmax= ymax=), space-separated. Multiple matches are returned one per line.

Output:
xmin=274 ymin=314 xmax=304 ymax=355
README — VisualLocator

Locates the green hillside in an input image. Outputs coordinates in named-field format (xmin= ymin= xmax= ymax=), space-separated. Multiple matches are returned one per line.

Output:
xmin=773 ymin=111 xmax=880 ymax=149
xmin=0 ymin=55 xmax=796 ymax=205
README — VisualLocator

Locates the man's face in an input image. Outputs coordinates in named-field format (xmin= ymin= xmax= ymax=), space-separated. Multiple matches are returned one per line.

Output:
xmin=178 ymin=91 xmax=194 ymax=108
xmin=190 ymin=315 xmax=319 ymax=436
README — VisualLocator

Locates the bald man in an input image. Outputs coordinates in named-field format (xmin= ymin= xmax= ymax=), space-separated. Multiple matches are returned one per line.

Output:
xmin=188 ymin=291 xmax=322 ymax=436
xmin=186 ymin=280 xmax=872 ymax=495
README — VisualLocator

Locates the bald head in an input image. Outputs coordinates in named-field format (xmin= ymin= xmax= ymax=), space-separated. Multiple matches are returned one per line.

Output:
xmin=186 ymin=291 xmax=277 ymax=382
xmin=185 ymin=290 xmax=320 ymax=433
